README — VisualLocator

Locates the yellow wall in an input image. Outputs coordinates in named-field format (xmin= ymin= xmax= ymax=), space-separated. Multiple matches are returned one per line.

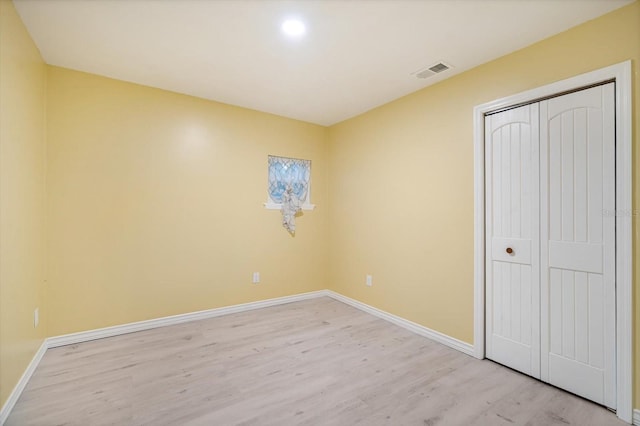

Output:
xmin=0 ymin=0 xmax=47 ymax=407
xmin=328 ymin=0 xmax=639 ymax=405
xmin=45 ymin=67 xmax=329 ymax=336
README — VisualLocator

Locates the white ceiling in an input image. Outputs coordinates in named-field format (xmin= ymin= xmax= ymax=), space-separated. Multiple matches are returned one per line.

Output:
xmin=14 ymin=0 xmax=632 ymax=126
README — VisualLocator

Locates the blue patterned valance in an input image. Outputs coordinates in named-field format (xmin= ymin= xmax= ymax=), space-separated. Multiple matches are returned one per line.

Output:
xmin=268 ymin=155 xmax=311 ymax=204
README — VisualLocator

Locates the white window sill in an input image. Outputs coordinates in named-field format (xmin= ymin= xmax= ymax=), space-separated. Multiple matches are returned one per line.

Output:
xmin=264 ymin=202 xmax=315 ymax=211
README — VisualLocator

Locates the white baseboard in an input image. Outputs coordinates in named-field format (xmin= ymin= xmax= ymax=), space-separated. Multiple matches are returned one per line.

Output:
xmin=47 ymin=290 xmax=327 ymax=348
xmin=1 ymin=289 xmax=480 ymax=425
xmin=0 ymin=340 xmax=47 ymax=425
xmin=633 ymin=409 xmax=640 ymax=425
xmin=325 ymin=290 xmax=475 ymax=356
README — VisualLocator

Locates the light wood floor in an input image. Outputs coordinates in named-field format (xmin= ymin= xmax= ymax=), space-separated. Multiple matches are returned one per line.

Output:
xmin=7 ymin=297 xmax=625 ymax=426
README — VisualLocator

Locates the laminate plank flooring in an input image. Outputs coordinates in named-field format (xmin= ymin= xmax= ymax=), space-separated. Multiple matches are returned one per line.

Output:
xmin=6 ymin=297 xmax=625 ymax=426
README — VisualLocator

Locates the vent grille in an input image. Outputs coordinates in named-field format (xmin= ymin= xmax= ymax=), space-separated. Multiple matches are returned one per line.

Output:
xmin=429 ymin=62 xmax=449 ymax=73
xmin=412 ymin=61 xmax=452 ymax=79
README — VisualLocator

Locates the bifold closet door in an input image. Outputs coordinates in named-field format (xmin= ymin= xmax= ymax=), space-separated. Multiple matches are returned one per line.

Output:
xmin=485 ymin=103 xmax=540 ymax=379
xmin=540 ymin=83 xmax=616 ymax=408
xmin=486 ymin=83 xmax=616 ymax=409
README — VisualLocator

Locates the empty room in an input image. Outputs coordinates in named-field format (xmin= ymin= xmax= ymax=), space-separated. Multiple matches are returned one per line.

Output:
xmin=0 ymin=0 xmax=638 ymax=424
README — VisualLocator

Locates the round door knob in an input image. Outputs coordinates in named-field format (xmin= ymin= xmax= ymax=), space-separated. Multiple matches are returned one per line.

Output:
xmin=506 ymin=247 xmax=514 ymax=254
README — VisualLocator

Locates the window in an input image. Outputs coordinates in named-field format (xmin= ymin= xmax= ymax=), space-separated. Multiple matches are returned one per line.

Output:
xmin=265 ymin=155 xmax=314 ymax=210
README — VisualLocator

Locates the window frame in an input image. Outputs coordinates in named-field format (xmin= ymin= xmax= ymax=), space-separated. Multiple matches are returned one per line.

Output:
xmin=264 ymin=155 xmax=315 ymax=210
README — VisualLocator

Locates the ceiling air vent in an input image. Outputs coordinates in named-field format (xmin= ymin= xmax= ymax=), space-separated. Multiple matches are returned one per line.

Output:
xmin=412 ymin=61 xmax=452 ymax=79
xmin=429 ymin=62 xmax=449 ymax=73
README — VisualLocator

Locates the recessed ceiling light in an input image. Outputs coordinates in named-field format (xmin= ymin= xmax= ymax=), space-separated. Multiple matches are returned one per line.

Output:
xmin=281 ymin=19 xmax=306 ymax=37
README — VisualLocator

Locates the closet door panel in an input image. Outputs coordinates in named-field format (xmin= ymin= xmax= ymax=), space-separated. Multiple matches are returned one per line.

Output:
xmin=540 ymin=83 xmax=616 ymax=408
xmin=485 ymin=104 xmax=540 ymax=378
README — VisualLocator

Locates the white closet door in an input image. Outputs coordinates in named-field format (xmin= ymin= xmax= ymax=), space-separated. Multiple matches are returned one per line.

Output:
xmin=540 ymin=83 xmax=616 ymax=408
xmin=485 ymin=104 xmax=540 ymax=378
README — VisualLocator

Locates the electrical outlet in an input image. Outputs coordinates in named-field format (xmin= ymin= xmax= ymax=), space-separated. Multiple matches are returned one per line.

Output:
xmin=252 ymin=272 xmax=260 ymax=284
xmin=366 ymin=275 xmax=373 ymax=287
xmin=34 ymin=308 xmax=39 ymax=328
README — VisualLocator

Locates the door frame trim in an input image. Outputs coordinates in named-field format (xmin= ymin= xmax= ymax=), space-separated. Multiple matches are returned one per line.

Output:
xmin=473 ymin=61 xmax=633 ymax=423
